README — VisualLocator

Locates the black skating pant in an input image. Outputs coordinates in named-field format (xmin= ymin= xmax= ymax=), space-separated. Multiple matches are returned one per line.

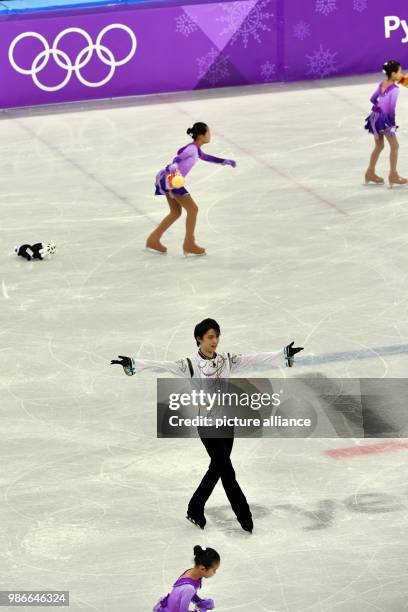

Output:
xmin=188 ymin=433 xmax=251 ymax=519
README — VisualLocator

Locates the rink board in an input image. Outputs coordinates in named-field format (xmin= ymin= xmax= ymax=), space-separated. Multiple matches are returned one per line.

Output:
xmin=1 ymin=0 xmax=408 ymax=108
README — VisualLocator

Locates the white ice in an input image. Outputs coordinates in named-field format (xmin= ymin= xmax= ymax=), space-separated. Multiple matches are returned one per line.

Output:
xmin=1 ymin=74 xmax=408 ymax=611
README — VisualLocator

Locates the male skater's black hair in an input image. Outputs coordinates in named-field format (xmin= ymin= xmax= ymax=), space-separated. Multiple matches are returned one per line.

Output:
xmin=187 ymin=122 xmax=209 ymax=140
xmin=194 ymin=318 xmax=221 ymax=346
xmin=193 ymin=545 xmax=220 ymax=569
xmin=383 ymin=60 xmax=401 ymax=77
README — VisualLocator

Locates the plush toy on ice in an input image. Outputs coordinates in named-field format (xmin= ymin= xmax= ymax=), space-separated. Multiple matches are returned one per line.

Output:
xmin=14 ymin=242 xmax=56 ymax=261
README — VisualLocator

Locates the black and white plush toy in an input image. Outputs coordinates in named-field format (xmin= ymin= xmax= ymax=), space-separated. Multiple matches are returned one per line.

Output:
xmin=14 ymin=242 xmax=56 ymax=261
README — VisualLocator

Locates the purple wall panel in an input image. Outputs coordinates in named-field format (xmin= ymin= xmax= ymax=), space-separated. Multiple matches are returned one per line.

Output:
xmin=1 ymin=0 xmax=408 ymax=109
xmin=0 ymin=0 xmax=279 ymax=109
xmin=283 ymin=0 xmax=408 ymax=82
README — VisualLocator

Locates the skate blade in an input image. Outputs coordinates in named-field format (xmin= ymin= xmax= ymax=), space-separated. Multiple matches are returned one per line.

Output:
xmin=186 ymin=515 xmax=205 ymax=530
xmin=144 ymin=246 xmax=167 ymax=255
xmin=183 ymin=251 xmax=206 ymax=257
xmin=388 ymin=182 xmax=408 ymax=189
xmin=363 ymin=181 xmax=384 ymax=186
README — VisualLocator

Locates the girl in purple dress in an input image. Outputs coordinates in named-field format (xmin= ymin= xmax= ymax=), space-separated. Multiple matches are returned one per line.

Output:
xmin=364 ymin=60 xmax=407 ymax=186
xmin=146 ymin=123 xmax=236 ymax=256
xmin=153 ymin=546 xmax=219 ymax=611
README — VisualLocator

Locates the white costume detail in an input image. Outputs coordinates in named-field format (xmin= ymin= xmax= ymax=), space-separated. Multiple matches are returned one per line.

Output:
xmin=131 ymin=350 xmax=284 ymax=378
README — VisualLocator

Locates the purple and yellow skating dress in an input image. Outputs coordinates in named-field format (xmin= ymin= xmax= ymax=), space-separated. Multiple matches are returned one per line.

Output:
xmin=155 ymin=143 xmax=231 ymax=197
xmin=365 ymin=82 xmax=399 ymax=138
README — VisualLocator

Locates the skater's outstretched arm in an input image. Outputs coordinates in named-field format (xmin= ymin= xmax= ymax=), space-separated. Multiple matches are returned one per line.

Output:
xmin=228 ymin=350 xmax=283 ymax=373
xmin=110 ymin=355 xmax=191 ymax=377
xmin=228 ymin=342 xmax=304 ymax=373
xmin=197 ymin=147 xmax=236 ymax=167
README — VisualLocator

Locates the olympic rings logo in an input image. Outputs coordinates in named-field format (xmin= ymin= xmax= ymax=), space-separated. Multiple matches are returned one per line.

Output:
xmin=8 ymin=24 xmax=137 ymax=92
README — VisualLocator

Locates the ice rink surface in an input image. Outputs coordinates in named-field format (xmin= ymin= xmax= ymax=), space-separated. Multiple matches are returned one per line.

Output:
xmin=1 ymin=74 xmax=408 ymax=611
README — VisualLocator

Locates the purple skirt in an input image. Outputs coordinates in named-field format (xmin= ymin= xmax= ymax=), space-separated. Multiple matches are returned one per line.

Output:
xmin=365 ymin=111 xmax=398 ymax=138
xmin=155 ymin=171 xmax=189 ymax=197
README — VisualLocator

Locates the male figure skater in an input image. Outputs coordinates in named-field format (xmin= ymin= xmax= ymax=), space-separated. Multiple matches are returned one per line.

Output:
xmin=111 ymin=318 xmax=303 ymax=533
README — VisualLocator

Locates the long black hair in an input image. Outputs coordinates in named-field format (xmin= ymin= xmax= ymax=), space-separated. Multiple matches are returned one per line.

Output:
xmin=187 ymin=122 xmax=208 ymax=140
xmin=193 ymin=545 xmax=220 ymax=569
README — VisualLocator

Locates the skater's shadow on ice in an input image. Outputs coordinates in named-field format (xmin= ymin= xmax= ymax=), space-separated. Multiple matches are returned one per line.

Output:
xmin=206 ymin=504 xmax=270 ymax=535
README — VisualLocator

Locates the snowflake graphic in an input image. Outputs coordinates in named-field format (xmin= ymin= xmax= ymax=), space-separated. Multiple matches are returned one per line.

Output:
xmin=315 ymin=0 xmax=336 ymax=16
xmin=218 ymin=0 xmax=273 ymax=48
xmin=197 ymin=48 xmax=230 ymax=87
xmin=306 ymin=45 xmax=338 ymax=78
xmin=260 ymin=60 xmax=275 ymax=82
xmin=175 ymin=13 xmax=198 ymax=37
xmin=293 ymin=20 xmax=311 ymax=40
xmin=353 ymin=0 xmax=367 ymax=11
